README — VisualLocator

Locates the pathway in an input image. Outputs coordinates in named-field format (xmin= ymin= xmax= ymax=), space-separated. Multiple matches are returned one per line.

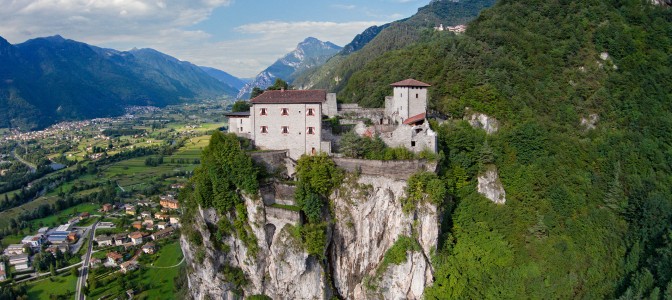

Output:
xmin=145 ymin=255 xmax=186 ymax=269
xmin=11 ymin=147 xmax=36 ymax=173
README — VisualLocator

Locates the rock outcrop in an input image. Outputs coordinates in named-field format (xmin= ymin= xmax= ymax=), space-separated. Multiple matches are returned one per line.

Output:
xmin=477 ymin=164 xmax=507 ymax=204
xmin=183 ymin=167 xmax=440 ymax=299
xmin=465 ymin=110 xmax=500 ymax=134
xmin=331 ymin=174 xmax=437 ymax=299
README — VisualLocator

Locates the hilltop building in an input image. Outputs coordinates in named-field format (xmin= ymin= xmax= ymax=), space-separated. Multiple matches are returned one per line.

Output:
xmin=226 ymin=79 xmax=437 ymax=159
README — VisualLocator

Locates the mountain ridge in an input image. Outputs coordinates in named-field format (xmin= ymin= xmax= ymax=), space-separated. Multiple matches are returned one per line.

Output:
xmin=0 ymin=35 xmax=237 ymax=130
xmin=237 ymin=37 xmax=342 ymax=99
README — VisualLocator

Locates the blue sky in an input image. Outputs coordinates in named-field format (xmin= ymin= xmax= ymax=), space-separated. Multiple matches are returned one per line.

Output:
xmin=0 ymin=0 xmax=428 ymax=77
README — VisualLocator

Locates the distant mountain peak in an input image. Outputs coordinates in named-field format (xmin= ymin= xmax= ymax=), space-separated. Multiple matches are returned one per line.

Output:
xmin=237 ymin=37 xmax=342 ymax=99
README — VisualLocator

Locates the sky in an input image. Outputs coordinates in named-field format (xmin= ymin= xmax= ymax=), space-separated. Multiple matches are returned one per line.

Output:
xmin=0 ymin=0 xmax=429 ymax=78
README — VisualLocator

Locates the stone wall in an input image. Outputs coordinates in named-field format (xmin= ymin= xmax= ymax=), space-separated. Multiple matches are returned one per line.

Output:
xmin=333 ymin=158 xmax=437 ymax=180
xmin=250 ymin=151 xmax=288 ymax=174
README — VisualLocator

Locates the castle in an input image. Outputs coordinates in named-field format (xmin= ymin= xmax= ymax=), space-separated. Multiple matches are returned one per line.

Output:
xmin=225 ymin=79 xmax=437 ymax=160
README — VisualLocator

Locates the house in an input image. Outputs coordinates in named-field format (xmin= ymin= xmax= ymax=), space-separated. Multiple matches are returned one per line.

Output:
xmin=132 ymin=221 xmax=143 ymax=230
xmin=90 ymin=257 xmax=102 ymax=267
xmin=107 ymin=252 xmax=123 ymax=265
xmin=96 ymin=235 xmax=114 ymax=247
xmin=157 ymin=222 xmax=167 ymax=230
xmin=67 ymin=232 xmax=78 ymax=242
xmin=143 ymin=219 xmax=154 ymax=227
xmin=102 ymin=203 xmax=113 ymax=212
xmin=225 ymin=111 xmax=252 ymax=138
xmin=129 ymin=232 xmax=143 ymax=245
xmin=4 ymin=244 xmax=25 ymax=255
xmin=169 ymin=217 xmax=180 ymax=226
xmin=142 ymin=242 xmax=156 ymax=254
xmin=151 ymin=227 xmax=175 ymax=240
xmin=125 ymin=205 xmax=136 ymax=216
xmin=154 ymin=212 xmax=169 ymax=220
xmin=79 ymin=212 xmax=90 ymax=220
xmin=120 ymin=260 xmax=138 ymax=273
xmin=140 ymin=211 xmax=151 ymax=219
xmin=248 ymin=90 xmax=333 ymax=160
xmin=114 ymin=233 xmax=128 ymax=246
xmin=160 ymin=197 xmax=179 ymax=210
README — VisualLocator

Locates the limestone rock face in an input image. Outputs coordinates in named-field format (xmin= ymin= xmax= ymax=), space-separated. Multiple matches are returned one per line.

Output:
xmin=465 ymin=111 xmax=500 ymax=134
xmin=330 ymin=174 xmax=438 ymax=299
xmin=478 ymin=164 xmax=506 ymax=204
xmin=375 ymin=252 xmax=434 ymax=300
xmin=183 ymin=198 xmax=327 ymax=300
xmin=183 ymin=172 xmax=440 ymax=300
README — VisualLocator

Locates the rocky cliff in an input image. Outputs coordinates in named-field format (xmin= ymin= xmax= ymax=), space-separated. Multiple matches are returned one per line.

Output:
xmin=182 ymin=168 xmax=439 ymax=299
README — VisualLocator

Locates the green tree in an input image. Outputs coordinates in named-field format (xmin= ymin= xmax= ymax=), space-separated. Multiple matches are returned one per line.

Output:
xmin=231 ymin=100 xmax=251 ymax=113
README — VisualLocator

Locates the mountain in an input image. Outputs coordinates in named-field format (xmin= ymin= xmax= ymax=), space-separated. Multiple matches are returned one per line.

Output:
xmin=332 ymin=0 xmax=672 ymax=298
xmin=199 ymin=66 xmax=247 ymax=91
xmin=340 ymin=24 xmax=391 ymax=56
xmin=291 ymin=0 xmax=496 ymax=92
xmin=0 ymin=35 xmax=235 ymax=130
xmin=237 ymin=37 xmax=342 ymax=99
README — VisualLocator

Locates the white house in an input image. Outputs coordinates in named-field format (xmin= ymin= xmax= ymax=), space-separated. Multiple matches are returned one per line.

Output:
xmin=249 ymin=90 xmax=332 ymax=160
xmin=225 ymin=111 xmax=252 ymax=138
xmin=96 ymin=235 xmax=114 ymax=247
xmin=129 ymin=232 xmax=143 ymax=245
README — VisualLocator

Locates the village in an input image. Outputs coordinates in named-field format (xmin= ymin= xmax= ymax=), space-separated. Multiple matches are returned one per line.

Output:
xmin=0 ymin=188 xmax=182 ymax=285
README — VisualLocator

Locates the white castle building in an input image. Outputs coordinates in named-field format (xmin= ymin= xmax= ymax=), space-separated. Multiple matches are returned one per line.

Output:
xmin=226 ymin=79 xmax=437 ymax=160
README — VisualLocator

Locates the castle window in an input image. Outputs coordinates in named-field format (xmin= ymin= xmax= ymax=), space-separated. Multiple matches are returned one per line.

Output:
xmin=281 ymin=126 xmax=289 ymax=134
xmin=307 ymin=108 xmax=315 ymax=116
xmin=307 ymin=127 xmax=315 ymax=135
xmin=416 ymin=93 xmax=418 ymax=98
xmin=260 ymin=108 xmax=267 ymax=116
xmin=411 ymin=141 xmax=416 ymax=147
xmin=281 ymin=108 xmax=289 ymax=116
xmin=260 ymin=126 xmax=268 ymax=134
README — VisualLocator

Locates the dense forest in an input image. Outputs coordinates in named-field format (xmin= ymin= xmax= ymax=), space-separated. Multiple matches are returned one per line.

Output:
xmin=337 ymin=0 xmax=671 ymax=298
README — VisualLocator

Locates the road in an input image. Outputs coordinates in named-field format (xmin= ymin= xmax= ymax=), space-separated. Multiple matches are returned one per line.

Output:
xmin=11 ymin=147 xmax=36 ymax=173
xmin=75 ymin=221 xmax=98 ymax=300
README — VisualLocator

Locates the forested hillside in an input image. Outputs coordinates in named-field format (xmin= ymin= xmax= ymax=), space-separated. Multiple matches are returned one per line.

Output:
xmin=0 ymin=35 xmax=234 ymax=130
xmin=337 ymin=0 xmax=671 ymax=298
xmin=292 ymin=0 xmax=496 ymax=91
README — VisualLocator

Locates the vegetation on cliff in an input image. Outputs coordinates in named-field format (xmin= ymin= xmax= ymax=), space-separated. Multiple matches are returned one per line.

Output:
xmin=338 ymin=0 xmax=671 ymax=298
xmin=185 ymin=132 xmax=260 ymax=256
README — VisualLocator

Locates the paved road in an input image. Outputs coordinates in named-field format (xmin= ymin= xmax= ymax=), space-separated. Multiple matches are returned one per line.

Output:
xmin=75 ymin=221 xmax=98 ymax=300
xmin=11 ymin=147 xmax=36 ymax=173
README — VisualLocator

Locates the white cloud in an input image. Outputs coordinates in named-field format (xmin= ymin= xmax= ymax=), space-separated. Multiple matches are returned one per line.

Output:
xmin=331 ymin=4 xmax=357 ymax=10
xmin=172 ymin=20 xmax=387 ymax=77
xmin=0 ymin=0 xmax=230 ymax=45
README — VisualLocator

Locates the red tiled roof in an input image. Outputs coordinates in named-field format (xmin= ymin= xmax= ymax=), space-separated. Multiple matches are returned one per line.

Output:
xmin=390 ymin=79 xmax=431 ymax=87
xmin=403 ymin=113 xmax=427 ymax=125
xmin=250 ymin=90 xmax=327 ymax=104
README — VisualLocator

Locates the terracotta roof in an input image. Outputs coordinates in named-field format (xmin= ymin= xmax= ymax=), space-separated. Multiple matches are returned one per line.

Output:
xmin=250 ymin=90 xmax=327 ymax=104
xmin=129 ymin=232 xmax=143 ymax=239
xmin=390 ymin=79 xmax=431 ymax=87
xmin=107 ymin=252 xmax=123 ymax=260
xmin=403 ymin=113 xmax=427 ymax=125
xmin=224 ymin=111 xmax=250 ymax=117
